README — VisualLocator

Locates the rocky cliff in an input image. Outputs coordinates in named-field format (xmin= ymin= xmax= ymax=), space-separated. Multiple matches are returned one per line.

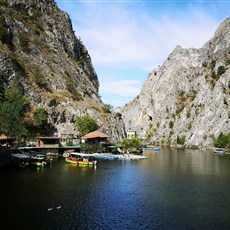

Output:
xmin=0 ymin=0 xmax=125 ymax=141
xmin=120 ymin=17 xmax=230 ymax=148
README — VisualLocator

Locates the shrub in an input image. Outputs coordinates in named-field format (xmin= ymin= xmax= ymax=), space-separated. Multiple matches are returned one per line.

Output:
xmin=210 ymin=59 xmax=216 ymax=70
xmin=33 ymin=65 xmax=46 ymax=88
xmin=0 ymin=22 xmax=8 ymax=42
xmin=81 ymin=144 xmax=97 ymax=154
xmin=169 ymin=130 xmax=174 ymax=137
xmin=169 ymin=121 xmax=174 ymax=129
xmin=217 ymin=66 xmax=226 ymax=76
xmin=19 ymin=34 xmax=30 ymax=52
xmin=210 ymin=79 xmax=216 ymax=89
xmin=120 ymin=136 xmax=142 ymax=149
xmin=190 ymin=90 xmax=197 ymax=101
xmin=202 ymin=61 xmax=207 ymax=68
xmin=0 ymin=16 xmax=12 ymax=44
xmin=177 ymin=135 xmax=186 ymax=145
xmin=211 ymin=70 xmax=217 ymax=79
xmin=214 ymin=133 xmax=230 ymax=148
xmin=65 ymin=78 xmax=82 ymax=100
xmin=176 ymin=105 xmax=185 ymax=115
xmin=102 ymin=104 xmax=113 ymax=113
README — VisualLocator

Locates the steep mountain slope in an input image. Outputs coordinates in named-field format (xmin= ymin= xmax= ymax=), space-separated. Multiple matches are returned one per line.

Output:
xmin=0 ymin=0 xmax=125 ymax=140
xmin=120 ymin=17 xmax=230 ymax=148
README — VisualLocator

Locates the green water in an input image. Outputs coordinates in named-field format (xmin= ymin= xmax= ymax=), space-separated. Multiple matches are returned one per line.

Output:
xmin=0 ymin=147 xmax=230 ymax=229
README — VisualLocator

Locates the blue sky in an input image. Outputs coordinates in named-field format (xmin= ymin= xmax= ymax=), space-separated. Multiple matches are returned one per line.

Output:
xmin=56 ymin=0 xmax=229 ymax=108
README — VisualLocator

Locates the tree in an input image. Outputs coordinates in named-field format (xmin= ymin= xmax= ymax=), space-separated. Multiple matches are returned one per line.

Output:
xmin=75 ymin=114 xmax=98 ymax=136
xmin=32 ymin=108 xmax=49 ymax=134
xmin=120 ymin=136 xmax=141 ymax=148
xmin=102 ymin=104 xmax=113 ymax=113
xmin=214 ymin=133 xmax=230 ymax=148
xmin=33 ymin=108 xmax=48 ymax=127
xmin=177 ymin=135 xmax=186 ymax=145
xmin=119 ymin=136 xmax=142 ymax=154
xmin=0 ymin=89 xmax=29 ymax=140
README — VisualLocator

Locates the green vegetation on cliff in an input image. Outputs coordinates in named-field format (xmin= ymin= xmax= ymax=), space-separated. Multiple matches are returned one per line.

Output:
xmin=75 ymin=114 xmax=98 ymax=136
xmin=0 ymin=89 xmax=29 ymax=140
xmin=0 ymin=89 xmax=53 ymax=141
xmin=214 ymin=133 xmax=230 ymax=149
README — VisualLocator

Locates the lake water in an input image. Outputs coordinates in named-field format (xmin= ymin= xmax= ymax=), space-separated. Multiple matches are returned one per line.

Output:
xmin=0 ymin=147 xmax=230 ymax=230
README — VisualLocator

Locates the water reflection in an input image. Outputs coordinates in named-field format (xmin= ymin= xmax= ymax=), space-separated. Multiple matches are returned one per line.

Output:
xmin=1 ymin=148 xmax=230 ymax=229
xmin=144 ymin=147 xmax=230 ymax=175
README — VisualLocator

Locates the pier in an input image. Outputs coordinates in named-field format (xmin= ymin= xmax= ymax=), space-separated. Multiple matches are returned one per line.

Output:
xmin=17 ymin=146 xmax=80 ymax=155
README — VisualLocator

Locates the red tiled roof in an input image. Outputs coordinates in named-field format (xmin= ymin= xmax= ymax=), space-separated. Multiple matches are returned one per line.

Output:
xmin=81 ymin=130 xmax=109 ymax=139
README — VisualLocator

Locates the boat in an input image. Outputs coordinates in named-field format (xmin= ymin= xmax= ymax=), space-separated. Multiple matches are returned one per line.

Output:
xmin=64 ymin=152 xmax=97 ymax=166
xmin=146 ymin=145 xmax=160 ymax=152
xmin=29 ymin=151 xmax=52 ymax=167
xmin=213 ymin=148 xmax=226 ymax=155
xmin=30 ymin=155 xmax=47 ymax=167
xmin=11 ymin=153 xmax=30 ymax=168
xmin=152 ymin=147 xmax=160 ymax=152
xmin=94 ymin=153 xmax=119 ymax=160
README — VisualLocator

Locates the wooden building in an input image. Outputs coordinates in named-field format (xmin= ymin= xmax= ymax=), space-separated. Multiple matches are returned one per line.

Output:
xmin=0 ymin=134 xmax=16 ymax=147
xmin=36 ymin=137 xmax=60 ymax=148
xmin=60 ymin=133 xmax=79 ymax=146
xmin=126 ymin=130 xmax=136 ymax=139
xmin=81 ymin=130 xmax=109 ymax=145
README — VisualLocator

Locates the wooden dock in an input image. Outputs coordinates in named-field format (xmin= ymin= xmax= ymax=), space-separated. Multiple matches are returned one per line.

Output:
xmin=17 ymin=146 xmax=81 ymax=155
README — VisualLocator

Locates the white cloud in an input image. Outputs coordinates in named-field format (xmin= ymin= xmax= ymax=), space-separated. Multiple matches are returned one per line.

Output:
xmin=100 ymin=80 xmax=141 ymax=97
xmin=56 ymin=0 xmax=230 ymax=107
xmin=73 ymin=3 xmax=219 ymax=71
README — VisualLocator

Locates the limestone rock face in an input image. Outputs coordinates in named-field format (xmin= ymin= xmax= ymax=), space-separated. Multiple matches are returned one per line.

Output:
xmin=120 ymin=17 xmax=230 ymax=148
xmin=0 ymin=0 xmax=125 ymax=140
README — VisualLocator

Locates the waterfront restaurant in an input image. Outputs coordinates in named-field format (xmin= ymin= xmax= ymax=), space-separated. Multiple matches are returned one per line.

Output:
xmin=36 ymin=136 xmax=60 ymax=148
xmin=60 ymin=133 xmax=79 ymax=146
xmin=81 ymin=130 xmax=109 ymax=145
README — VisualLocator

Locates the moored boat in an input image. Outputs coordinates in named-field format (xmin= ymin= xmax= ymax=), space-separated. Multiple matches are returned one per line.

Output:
xmin=30 ymin=155 xmax=47 ymax=167
xmin=28 ymin=151 xmax=52 ymax=167
xmin=11 ymin=153 xmax=30 ymax=168
xmin=94 ymin=153 xmax=119 ymax=160
xmin=64 ymin=152 xmax=97 ymax=166
xmin=146 ymin=146 xmax=160 ymax=152
xmin=213 ymin=148 xmax=226 ymax=155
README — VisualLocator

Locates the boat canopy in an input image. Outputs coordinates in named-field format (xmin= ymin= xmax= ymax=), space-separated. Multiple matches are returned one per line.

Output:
xmin=69 ymin=152 xmax=96 ymax=157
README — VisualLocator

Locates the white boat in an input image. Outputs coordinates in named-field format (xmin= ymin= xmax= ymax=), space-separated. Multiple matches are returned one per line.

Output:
xmin=63 ymin=152 xmax=97 ymax=166
xmin=213 ymin=148 xmax=226 ymax=154
xmin=94 ymin=153 xmax=119 ymax=160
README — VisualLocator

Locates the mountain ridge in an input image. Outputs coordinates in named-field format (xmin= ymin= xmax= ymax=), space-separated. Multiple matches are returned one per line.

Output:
xmin=0 ymin=0 xmax=126 ymax=141
xmin=120 ymin=17 xmax=230 ymax=148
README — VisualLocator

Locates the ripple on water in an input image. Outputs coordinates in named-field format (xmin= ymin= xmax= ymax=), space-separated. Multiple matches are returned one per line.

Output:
xmin=1 ymin=150 xmax=230 ymax=229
